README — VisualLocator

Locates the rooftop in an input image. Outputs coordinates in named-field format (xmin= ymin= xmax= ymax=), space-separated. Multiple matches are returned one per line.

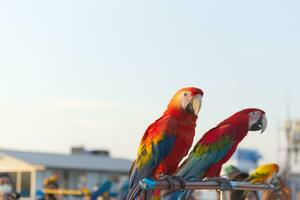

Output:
xmin=0 ymin=149 xmax=132 ymax=173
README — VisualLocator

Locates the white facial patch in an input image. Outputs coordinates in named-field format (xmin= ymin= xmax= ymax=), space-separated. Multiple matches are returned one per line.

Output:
xmin=248 ymin=111 xmax=260 ymax=129
xmin=181 ymin=91 xmax=191 ymax=109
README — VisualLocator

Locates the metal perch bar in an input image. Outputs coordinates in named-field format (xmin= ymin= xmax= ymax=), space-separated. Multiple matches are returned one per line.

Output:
xmin=139 ymin=178 xmax=275 ymax=191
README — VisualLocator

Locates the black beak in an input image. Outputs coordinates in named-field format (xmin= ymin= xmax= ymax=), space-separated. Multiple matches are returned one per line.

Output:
xmin=185 ymin=102 xmax=194 ymax=115
xmin=250 ymin=116 xmax=263 ymax=132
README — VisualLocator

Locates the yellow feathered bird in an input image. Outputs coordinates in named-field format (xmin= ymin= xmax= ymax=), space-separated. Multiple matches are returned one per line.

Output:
xmin=247 ymin=163 xmax=279 ymax=183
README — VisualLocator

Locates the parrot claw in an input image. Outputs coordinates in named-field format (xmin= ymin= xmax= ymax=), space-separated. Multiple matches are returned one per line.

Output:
xmin=161 ymin=175 xmax=186 ymax=191
xmin=206 ymin=177 xmax=232 ymax=191
xmin=171 ymin=175 xmax=186 ymax=190
xmin=162 ymin=175 xmax=176 ymax=191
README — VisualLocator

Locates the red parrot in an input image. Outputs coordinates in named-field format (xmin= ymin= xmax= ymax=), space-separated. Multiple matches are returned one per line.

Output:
xmin=126 ymin=87 xmax=203 ymax=200
xmin=164 ymin=108 xmax=267 ymax=200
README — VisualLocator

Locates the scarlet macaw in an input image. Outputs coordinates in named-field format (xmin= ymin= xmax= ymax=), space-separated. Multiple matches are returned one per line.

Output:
xmin=126 ymin=87 xmax=203 ymax=200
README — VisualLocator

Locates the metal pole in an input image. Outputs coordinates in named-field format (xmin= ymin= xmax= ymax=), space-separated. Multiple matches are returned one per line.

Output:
xmin=219 ymin=190 xmax=224 ymax=200
xmin=218 ymin=191 xmax=231 ymax=200
xmin=126 ymin=178 xmax=275 ymax=200
xmin=139 ymin=178 xmax=275 ymax=191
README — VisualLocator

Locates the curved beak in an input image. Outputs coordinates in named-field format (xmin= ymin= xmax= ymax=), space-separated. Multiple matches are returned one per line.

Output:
xmin=274 ymin=164 xmax=279 ymax=173
xmin=261 ymin=114 xmax=267 ymax=133
xmin=185 ymin=94 xmax=202 ymax=116
xmin=250 ymin=114 xmax=268 ymax=133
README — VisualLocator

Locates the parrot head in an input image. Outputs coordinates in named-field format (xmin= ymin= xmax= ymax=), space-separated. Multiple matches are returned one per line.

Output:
xmin=246 ymin=108 xmax=268 ymax=133
xmin=232 ymin=108 xmax=267 ymax=133
xmin=223 ymin=108 xmax=267 ymax=133
xmin=267 ymin=163 xmax=279 ymax=173
xmin=165 ymin=87 xmax=204 ymax=117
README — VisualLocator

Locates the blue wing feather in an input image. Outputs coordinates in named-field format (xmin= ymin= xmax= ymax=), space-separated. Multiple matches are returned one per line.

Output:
xmin=126 ymin=116 xmax=177 ymax=200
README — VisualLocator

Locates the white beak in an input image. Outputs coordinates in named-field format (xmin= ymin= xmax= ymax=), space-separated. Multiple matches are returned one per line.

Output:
xmin=192 ymin=94 xmax=202 ymax=116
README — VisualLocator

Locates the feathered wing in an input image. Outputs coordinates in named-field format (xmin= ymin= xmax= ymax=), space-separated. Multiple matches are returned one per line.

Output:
xmin=178 ymin=124 xmax=236 ymax=179
xmin=247 ymin=171 xmax=269 ymax=183
xmin=164 ymin=124 xmax=236 ymax=200
xmin=126 ymin=116 xmax=177 ymax=200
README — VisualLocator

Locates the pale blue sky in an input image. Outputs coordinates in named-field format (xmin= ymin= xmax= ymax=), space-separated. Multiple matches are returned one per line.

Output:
xmin=0 ymin=1 xmax=299 ymax=166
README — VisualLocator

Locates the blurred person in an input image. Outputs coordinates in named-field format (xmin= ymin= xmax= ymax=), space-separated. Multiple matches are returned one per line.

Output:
xmin=81 ymin=186 xmax=91 ymax=200
xmin=261 ymin=176 xmax=291 ymax=200
xmin=0 ymin=173 xmax=19 ymax=200
xmin=42 ymin=175 xmax=60 ymax=200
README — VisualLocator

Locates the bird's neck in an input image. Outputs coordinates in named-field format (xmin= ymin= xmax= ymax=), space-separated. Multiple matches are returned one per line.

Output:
xmin=219 ymin=117 xmax=249 ymax=141
xmin=163 ymin=107 xmax=198 ymax=123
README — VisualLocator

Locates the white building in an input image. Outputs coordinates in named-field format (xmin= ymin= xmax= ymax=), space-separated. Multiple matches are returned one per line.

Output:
xmin=0 ymin=148 xmax=132 ymax=200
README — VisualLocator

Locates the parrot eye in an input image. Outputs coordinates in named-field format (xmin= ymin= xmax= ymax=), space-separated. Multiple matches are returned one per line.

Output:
xmin=184 ymin=92 xmax=188 ymax=97
xmin=252 ymin=112 xmax=256 ymax=116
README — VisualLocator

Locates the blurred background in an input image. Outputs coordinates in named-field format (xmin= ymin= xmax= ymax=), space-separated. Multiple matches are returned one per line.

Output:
xmin=0 ymin=0 xmax=299 ymax=199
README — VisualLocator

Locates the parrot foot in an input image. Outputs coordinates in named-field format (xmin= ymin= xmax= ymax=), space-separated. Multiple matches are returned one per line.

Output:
xmin=161 ymin=175 xmax=176 ymax=191
xmin=160 ymin=175 xmax=186 ymax=191
xmin=171 ymin=175 xmax=186 ymax=190
xmin=206 ymin=177 xmax=232 ymax=191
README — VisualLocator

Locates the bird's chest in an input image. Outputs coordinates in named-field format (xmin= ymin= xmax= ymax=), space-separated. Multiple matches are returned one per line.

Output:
xmin=173 ymin=130 xmax=194 ymax=158
xmin=166 ymin=124 xmax=196 ymax=166
xmin=176 ymin=122 xmax=196 ymax=148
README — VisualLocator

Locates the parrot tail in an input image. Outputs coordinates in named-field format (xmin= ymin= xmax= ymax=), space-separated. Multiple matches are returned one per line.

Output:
xmin=125 ymin=184 xmax=141 ymax=200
